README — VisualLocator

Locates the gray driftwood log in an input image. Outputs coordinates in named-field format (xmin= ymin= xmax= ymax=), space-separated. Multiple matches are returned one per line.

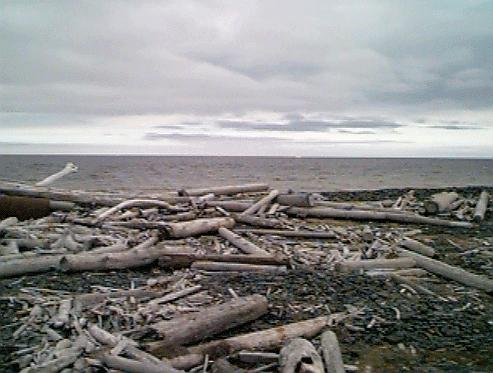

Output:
xmin=424 ymin=192 xmax=459 ymax=214
xmin=473 ymin=190 xmax=489 ymax=222
xmin=335 ymin=258 xmax=416 ymax=272
xmin=218 ymin=227 xmax=270 ymax=255
xmin=320 ymin=330 xmax=345 ymax=373
xmin=191 ymin=261 xmax=287 ymax=273
xmin=400 ymin=238 xmax=436 ymax=257
xmin=178 ymin=183 xmax=269 ymax=197
xmin=158 ymin=252 xmax=289 ymax=269
xmin=241 ymin=190 xmax=280 ymax=216
xmin=279 ymin=338 xmax=324 ymax=373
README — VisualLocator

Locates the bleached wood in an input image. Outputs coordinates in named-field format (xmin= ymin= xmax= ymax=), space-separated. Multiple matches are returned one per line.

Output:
xmin=35 ymin=162 xmax=78 ymax=187
xmin=473 ymin=190 xmax=489 ymax=222
xmin=219 ymin=227 xmax=270 ymax=255
xmin=241 ymin=190 xmax=280 ymax=216
xmin=320 ymin=330 xmax=345 ymax=373
xmin=179 ymin=183 xmax=269 ymax=197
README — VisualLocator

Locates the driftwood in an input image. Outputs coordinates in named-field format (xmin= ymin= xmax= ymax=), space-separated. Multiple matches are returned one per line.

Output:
xmin=237 ymin=352 xmax=279 ymax=363
xmin=286 ymin=207 xmax=473 ymax=228
xmin=320 ymin=331 xmax=345 ymax=373
xmin=234 ymin=228 xmax=336 ymax=239
xmin=473 ymin=191 xmax=489 ymax=222
xmin=191 ymin=261 xmax=287 ymax=273
xmin=398 ymin=248 xmax=493 ymax=292
xmin=95 ymin=199 xmax=182 ymax=222
xmin=335 ymin=258 xmax=416 ymax=272
xmin=178 ymin=183 xmax=269 ymax=197
xmin=100 ymin=354 xmax=179 ymax=373
xmin=158 ymin=252 xmax=289 ymax=269
xmin=388 ymin=273 xmax=445 ymax=300
xmin=279 ymin=338 xmax=324 ymax=373
xmin=400 ymin=238 xmax=435 ymax=257
xmin=35 ymin=162 xmax=78 ymax=187
xmin=74 ymin=288 xmax=161 ymax=310
xmin=276 ymin=193 xmax=314 ymax=207
xmin=231 ymin=213 xmax=283 ymax=228
xmin=0 ymin=255 xmax=61 ymax=278
xmin=166 ymin=217 xmax=235 ymax=238
xmin=424 ymin=192 xmax=459 ymax=214
xmin=211 ymin=358 xmax=245 ymax=373
xmin=169 ymin=316 xmax=330 ymax=370
xmin=219 ymin=227 xmax=270 ymax=256
xmin=148 ymin=295 xmax=268 ymax=354
xmin=206 ymin=201 xmax=252 ymax=212
xmin=0 ymin=216 xmax=18 ymax=233
xmin=241 ymin=190 xmax=280 ymax=216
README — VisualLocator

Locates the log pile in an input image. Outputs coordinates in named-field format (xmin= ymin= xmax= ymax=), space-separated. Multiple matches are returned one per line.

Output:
xmin=0 ymin=175 xmax=492 ymax=372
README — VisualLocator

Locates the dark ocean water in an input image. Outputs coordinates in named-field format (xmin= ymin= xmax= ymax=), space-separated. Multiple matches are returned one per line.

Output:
xmin=0 ymin=155 xmax=492 ymax=193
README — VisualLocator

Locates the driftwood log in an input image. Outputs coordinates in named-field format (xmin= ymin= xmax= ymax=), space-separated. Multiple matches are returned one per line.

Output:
xmin=279 ymin=338 xmax=324 ymax=373
xmin=218 ymin=227 xmax=270 ymax=255
xmin=100 ymin=354 xmax=179 ymax=373
xmin=275 ymin=193 xmax=314 ymax=207
xmin=191 ymin=261 xmax=287 ymax=273
xmin=424 ymin=192 xmax=459 ymax=214
xmin=165 ymin=217 xmax=235 ymax=238
xmin=473 ymin=191 xmax=489 ymax=222
xmin=286 ymin=207 xmax=473 ymax=228
xmin=320 ymin=330 xmax=345 ymax=373
xmin=179 ymin=183 xmax=269 ymax=197
xmin=241 ymin=190 xmax=280 ymax=216
xmin=158 ymin=252 xmax=289 ymax=269
xmin=234 ymin=228 xmax=336 ymax=239
xmin=400 ymin=238 xmax=436 ymax=257
xmin=335 ymin=258 xmax=416 ymax=272
xmin=205 ymin=201 xmax=252 ymax=212
xmin=148 ymin=295 xmax=268 ymax=354
xmin=231 ymin=213 xmax=283 ymax=228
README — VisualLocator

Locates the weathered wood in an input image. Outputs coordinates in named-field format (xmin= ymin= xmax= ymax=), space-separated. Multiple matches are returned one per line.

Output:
xmin=179 ymin=183 xmax=269 ymax=197
xmin=165 ymin=217 xmax=235 ymax=238
xmin=279 ymin=338 xmax=324 ymax=373
xmin=219 ymin=227 xmax=270 ymax=256
xmin=335 ymin=258 xmax=416 ymax=272
xmin=20 ymin=351 xmax=81 ymax=373
xmin=400 ymin=238 xmax=435 ymax=257
xmin=424 ymin=192 xmax=459 ymax=214
xmin=96 ymin=199 xmax=183 ymax=222
xmin=74 ymin=289 xmax=161 ymax=310
xmin=320 ymin=330 xmax=345 ymax=373
xmin=231 ymin=213 xmax=283 ymax=228
xmin=276 ymin=193 xmax=314 ymax=207
xmin=191 ymin=261 xmax=287 ymax=273
xmin=388 ymin=273 xmax=445 ymax=300
xmin=101 ymin=354 xmax=179 ymax=373
xmin=169 ymin=316 xmax=330 ymax=369
xmin=212 ymin=358 xmax=245 ymax=373
xmin=158 ymin=252 xmax=289 ymax=269
xmin=241 ymin=190 xmax=280 ymax=216
xmin=237 ymin=352 xmax=279 ymax=364
xmin=234 ymin=228 xmax=336 ymax=239
xmin=286 ymin=207 xmax=473 ymax=228
xmin=0 ymin=217 xmax=18 ymax=233
xmin=206 ymin=201 xmax=252 ymax=212
xmin=36 ymin=162 xmax=78 ymax=187
xmin=147 ymin=295 xmax=268 ymax=354
xmin=0 ymin=255 xmax=61 ymax=278
xmin=473 ymin=191 xmax=489 ymax=222
xmin=398 ymin=248 xmax=493 ymax=292
xmin=314 ymin=200 xmax=407 ymax=214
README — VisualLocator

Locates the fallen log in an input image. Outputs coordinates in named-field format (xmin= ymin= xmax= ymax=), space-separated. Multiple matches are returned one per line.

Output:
xmin=231 ymin=213 xmax=283 ymax=228
xmin=205 ymin=201 xmax=252 ymax=212
xmin=275 ymin=193 xmax=314 ymax=207
xmin=473 ymin=190 xmax=489 ymax=222
xmin=234 ymin=228 xmax=336 ymax=239
xmin=400 ymin=238 xmax=435 ymax=257
xmin=165 ymin=217 xmax=235 ymax=238
xmin=0 ymin=255 xmax=61 ymax=278
xmin=74 ymin=288 xmax=162 ymax=310
xmin=169 ymin=316 xmax=330 ymax=370
xmin=158 ymin=252 xmax=289 ymax=269
xmin=35 ymin=162 xmax=78 ymax=187
xmin=218 ymin=227 xmax=270 ymax=256
xmin=95 ymin=199 xmax=183 ymax=222
xmin=335 ymin=258 xmax=416 ymax=272
xmin=212 ymin=358 xmax=245 ymax=373
xmin=147 ymin=295 xmax=268 ymax=354
xmin=314 ymin=200 xmax=407 ymax=214
xmin=398 ymin=248 xmax=493 ymax=292
xmin=286 ymin=207 xmax=473 ymax=228
xmin=178 ymin=183 xmax=269 ymax=197
xmin=100 ymin=354 xmax=179 ymax=373
xmin=320 ymin=331 xmax=345 ymax=373
xmin=424 ymin=192 xmax=459 ymax=214
xmin=279 ymin=338 xmax=324 ymax=373
xmin=388 ymin=273 xmax=446 ymax=300
xmin=241 ymin=190 xmax=280 ymax=216
xmin=191 ymin=261 xmax=287 ymax=273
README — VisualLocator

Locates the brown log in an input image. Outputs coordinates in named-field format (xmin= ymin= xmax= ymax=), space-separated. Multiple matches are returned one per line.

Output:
xmin=424 ymin=192 xmax=459 ymax=214
xmin=0 ymin=195 xmax=51 ymax=220
xmin=234 ymin=228 xmax=336 ymax=239
xmin=219 ymin=227 xmax=269 ymax=255
xmin=169 ymin=316 xmax=330 ymax=370
xmin=400 ymin=238 xmax=435 ymax=257
xmin=335 ymin=258 xmax=416 ymax=272
xmin=191 ymin=261 xmax=287 ymax=273
xmin=280 ymin=338 xmax=324 ymax=373
xmin=398 ymin=248 xmax=493 ymax=292
xmin=286 ymin=207 xmax=473 ymax=228
xmin=320 ymin=331 xmax=345 ymax=373
xmin=158 ymin=252 xmax=289 ymax=269
xmin=241 ymin=190 xmax=280 ymax=216
xmin=179 ymin=183 xmax=269 ymax=197
xmin=275 ymin=193 xmax=314 ymax=207
xmin=231 ymin=213 xmax=283 ymax=228
xmin=147 ymin=295 xmax=268 ymax=354
xmin=473 ymin=190 xmax=489 ymax=222
xmin=165 ymin=217 xmax=235 ymax=238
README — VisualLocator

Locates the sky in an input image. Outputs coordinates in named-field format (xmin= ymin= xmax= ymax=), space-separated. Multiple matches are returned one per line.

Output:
xmin=1 ymin=0 xmax=493 ymax=157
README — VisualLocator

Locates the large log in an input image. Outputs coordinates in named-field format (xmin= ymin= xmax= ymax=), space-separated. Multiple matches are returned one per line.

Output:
xmin=0 ymin=255 xmax=61 ymax=278
xmin=241 ymin=190 xmax=280 ymax=216
xmin=286 ymin=207 xmax=473 ymax=228
xmin=276 ymin=193 xmax=314 ymax=207
xmin=206 ymin=201 xmax=252 ymax=212
xmin=0 ymin=217 xmax=18 ymax=233
xmin=95 ymin=199 xmax=183 ymax=222
xmin=234 ymin=228 xmax=336 ymax=239
xmin=335 ymin=258 xmax=416 ymax=272
xmin=473 ymin=191 xmax=489 ymax=222
xmin=231 ymin=213 xmax=283 ymax=228
xmin=279 ymin=338 xmax=324 ymax=373
xmin=320 ymin=331 xmax=345 ymax=373
xmin=169 ymin=316 xmax=330 ymax=370
xmin=147 ymin=295 xmax=268 ymax=354
xmin=165 ymin=217 xmax=235 ymax=238
xmin=100 ymin=354 xmax=179 ymax=373
xmin=191 ymin=261 xmax=287 ymax=273
xmin=219 ymin=227 xmax=269 ymax=256
xmin=179 ymin=183 xmax=269 ymax=197
xmin=398 ymin=248 xmax=493 ymax=292
xmin=400 ymin=238 xmax=435 ymax=257
xmin=158 ymin=252 xmax=289 ymax=269
xmin=75 ymin=288 xmax=161 ymax=310
xmin=424 ymin=192 xmax=459 ymax=214
xmin=35 ymin=162 xmax=78 ymax=187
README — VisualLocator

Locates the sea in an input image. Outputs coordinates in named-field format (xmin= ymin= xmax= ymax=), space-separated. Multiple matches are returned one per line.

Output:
xmin=0 ymin=155 xmax=492 ymax=193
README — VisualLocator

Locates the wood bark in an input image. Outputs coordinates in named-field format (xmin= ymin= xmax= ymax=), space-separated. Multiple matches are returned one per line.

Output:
xmin=165 ymin=217 xmax=235 ymax=238
xmin=275 ymin=193 xmax=314 ymax=207
xmin=286 ymin=207 xmax=473 ymax=228
xmin=158 ymin=252 xmax=289 ymax=269
xmin=178 ymin=183 xmax=269 ymax=197
xmin=218 ymin=227 xmax=270 ymax=255
xmin=335 ymin=258 xmax=416 ymax=272
xmin=191 ymin=261 xmax=287 ymax=273
xmin=241 ymin=190 xmax=280 ymax=216
xmin=424 ymin=192 xmax=459 ymax=214
xmin=400 ymin=238 xmax=435 ymax=257
xmin=320 ymin=330 xmax=345 ymax=373
xmin=169 ymin=316 xmax=330 ymax=370
xmin=147 ymin=294 xmax=268 ymax=354
xmin=231 ymin=213 xmax=283 ymax=228
xmin=279 ymin=338 xmax=324 ymax=373
xmin=234 ymin=228 xmax=336 ymax=239
xmin=398 ymin=248 xmax=493 ymax=292
xmin=473 ymin=190 xmax=489 ymax=222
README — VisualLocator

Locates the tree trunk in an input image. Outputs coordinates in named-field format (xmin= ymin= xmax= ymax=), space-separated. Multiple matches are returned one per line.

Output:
xmin=231 ymin=213 xmax=283 ymax=228
xmin=0 ymin=255 xmax=61 ymax=278
xmin=286 ymin=207 xmax=473 ymax=228
xmin=320 ymin=331 xmax=345 ymax=373
xmin=147 ymin=295 xmax=268 ymax=355
xmin=178 ymin=183 xmax=269 ymax=197
xmin=100 ymin=354 xmax=179 ymax=373
xmin=165 ymin=217 xmax=235 ymax=238
xmin=191 ymin=261 xmax=287 ymax=273
xmin=206 ymin=201 xmax=252 ymax=212
xmin=473 ymin=191 xmax=489 ymax=222
xmin=234 ymin=228 xmax=336 ymax=239
xmin=276 ymin=193 xmax=314 ymax=207
xmin=400 ymin=238 xmax=435 ymax=257
xmin=241 ymin=190 xmax=280 ymax=216
xmin=424 ymin=192 xmax=459 ymax=214
xmin=335 ymin=258 xmax=416 ymax=272
xmin=219 ymin=227 xmax=270 ymax=255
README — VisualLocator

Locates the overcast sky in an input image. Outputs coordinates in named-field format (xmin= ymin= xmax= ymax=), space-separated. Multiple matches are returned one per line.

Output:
xmin=1 ymin=0 xmax=492 ymax=156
